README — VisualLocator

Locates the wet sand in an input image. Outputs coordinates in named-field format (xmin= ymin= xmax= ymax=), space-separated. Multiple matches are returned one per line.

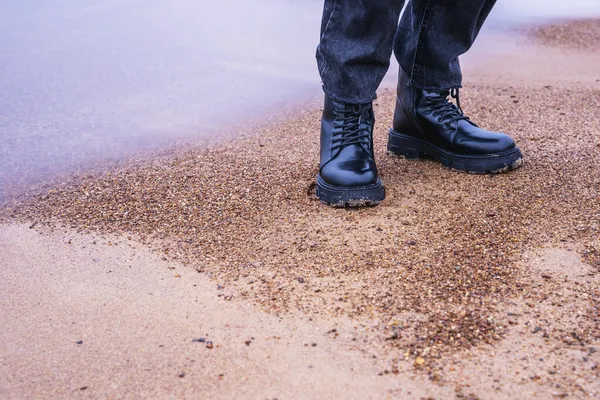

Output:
xmin=2 ymin=20 xmax=600 ymax=399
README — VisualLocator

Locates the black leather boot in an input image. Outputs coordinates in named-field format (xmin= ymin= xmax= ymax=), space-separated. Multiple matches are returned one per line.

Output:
xmin=388 ymin=70 xmax=523 ymax=173
xmin=316 ymin=94 xmax=385 ymax=207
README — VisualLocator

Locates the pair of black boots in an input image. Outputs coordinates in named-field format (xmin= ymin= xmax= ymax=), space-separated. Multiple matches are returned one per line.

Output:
xmin=317 ymin=71 xmax=523 ymax=207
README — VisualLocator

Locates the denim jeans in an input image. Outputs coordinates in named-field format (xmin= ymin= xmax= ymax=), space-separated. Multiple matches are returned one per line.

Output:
xmin=316 ymin=0 xmax=497 ymax=104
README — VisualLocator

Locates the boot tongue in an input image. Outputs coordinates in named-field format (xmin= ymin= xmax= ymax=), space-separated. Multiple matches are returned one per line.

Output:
xmin=356 ymin=109 xmax=374 ymax=158
xmin=424 ymin=89 xmax=449 ymax=100
xmin=334 ymin=103 xmax=373 ymax=159
xmin=335 ymin=102 xmax=371 ymax=119
xmin=423 ymin=89 xmax=474 ymax=127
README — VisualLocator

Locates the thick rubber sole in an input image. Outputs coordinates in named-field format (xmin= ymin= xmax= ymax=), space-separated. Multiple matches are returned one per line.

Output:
xmin=316 ymin=175 xmax=385 ymax=207
xmin=388 ymin=129 xmax=523 ymax=174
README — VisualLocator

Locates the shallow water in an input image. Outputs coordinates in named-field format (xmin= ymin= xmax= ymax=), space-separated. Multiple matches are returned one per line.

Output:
xmin=0 ymin=0 xmax=323 ymax=199
xmin=1 ymin=0 xmax=599 ymax=199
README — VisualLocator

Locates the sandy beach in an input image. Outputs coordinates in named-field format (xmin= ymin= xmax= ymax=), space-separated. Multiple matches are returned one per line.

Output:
xmin=1 ymin=20 xmax=599 ymax=399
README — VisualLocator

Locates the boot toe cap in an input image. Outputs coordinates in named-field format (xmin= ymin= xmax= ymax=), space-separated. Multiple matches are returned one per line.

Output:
xmin=320 ymin=160 xmax=379 ymax=188
xmin=454 ymin=125 xmax=517 ymax=155
xmin=497 ymin=133 xmax=516 ymax=152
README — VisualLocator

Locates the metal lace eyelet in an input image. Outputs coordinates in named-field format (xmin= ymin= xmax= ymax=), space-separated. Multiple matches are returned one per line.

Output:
xmin=437 ymin=117 xmax=442 ymax=123
xmin=444 ymin=122 xmax=451 ymax=129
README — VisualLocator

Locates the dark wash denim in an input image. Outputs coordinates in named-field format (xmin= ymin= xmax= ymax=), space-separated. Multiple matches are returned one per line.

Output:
xmin=316 ymin=0 xmax=497 ymax=104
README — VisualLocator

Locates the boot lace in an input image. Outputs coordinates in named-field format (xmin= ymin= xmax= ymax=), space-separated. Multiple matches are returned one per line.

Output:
xmin=331 ymin=103 xmax=373 ymax=156
xmin=426 ymin=88 xmax=472 ymax=128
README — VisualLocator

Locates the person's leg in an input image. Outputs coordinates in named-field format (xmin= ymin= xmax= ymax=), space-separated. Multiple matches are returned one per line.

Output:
xmin=316 ymin=0 xmax=405 ymax=104
xmin=389 ymin=0 xmax=524 ymax=173
xmin=394 ymin=0 xmax=497 ymax=90
xmin=315 ymin=0 xmax=404 ymax=206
